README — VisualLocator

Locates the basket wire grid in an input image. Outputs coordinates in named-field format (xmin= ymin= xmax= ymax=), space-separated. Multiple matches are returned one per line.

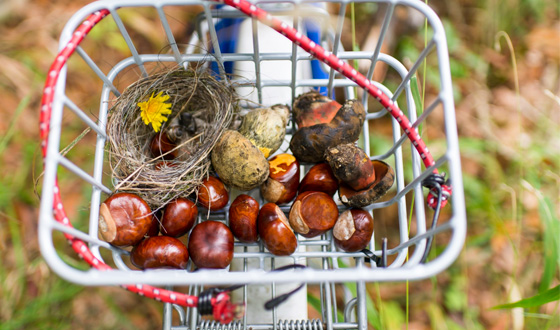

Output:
xmin=38 ymin=0 xmax=466 ymax=328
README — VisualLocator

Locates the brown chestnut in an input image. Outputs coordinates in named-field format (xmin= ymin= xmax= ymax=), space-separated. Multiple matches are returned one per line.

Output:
xmin=288 ymin=191 xmax=338 ymax=238
xmin=131 ymin=236 xmax=189 ymax=269
xmin=188 ymin=220 xmax=234 ymax=269
xmin=161 ymin=198 xmax=198 ymax=238
xmin=298 ymin=162 xmax=339 ymax=196
xmin=98 ymin=192 xmax=153 ymax=247
xmin=333 ymin=209 xmax=374 ymax=252
xmin=338 ymin=160 xmax=395 ymax=208
xmin=145 ymin=210 xmax=161 ymax=237
xmin=154 ymin=160 xmax=178 ymax=170
xmin=197 ymin=176 xmax=229 ymax=210
xmin=150 ymin=132 xmax=177 ymax=160
xmin=228 ymin=194 xmax=259 ymax=243
xmin=261 ymin=154 xmax=300 ymax=204
xmin=257 ymin=203 xmax=298 ymax=256
xmin=325 ymin=143 xmax=375 ymax=191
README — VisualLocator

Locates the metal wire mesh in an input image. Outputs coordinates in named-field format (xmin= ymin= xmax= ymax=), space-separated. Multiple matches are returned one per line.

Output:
xmin=39 ymin=0 xmax=466 ymax=329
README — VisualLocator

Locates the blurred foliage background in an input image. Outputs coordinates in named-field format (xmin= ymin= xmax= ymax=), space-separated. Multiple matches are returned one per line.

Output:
xmin=0 ymin=0 xmax=558 ymax=329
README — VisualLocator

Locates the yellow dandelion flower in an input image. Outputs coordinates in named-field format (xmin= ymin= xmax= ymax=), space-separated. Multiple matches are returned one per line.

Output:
xmin=138 ymin=91 xmax=172 ymax=133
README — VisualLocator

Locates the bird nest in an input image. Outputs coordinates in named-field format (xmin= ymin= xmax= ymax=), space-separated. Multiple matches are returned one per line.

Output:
xmin=106 ymin=66 xmax=239 ymax=208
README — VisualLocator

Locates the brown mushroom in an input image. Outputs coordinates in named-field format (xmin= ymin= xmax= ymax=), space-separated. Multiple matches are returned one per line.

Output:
xmin=98 ymin=192 xmax=153 ymax=247
xmin=289 ymin=99 xmax=366 ymax=163
xmin=292 ymin=91 xmax=341 ymax=128
xmin=211 ymin=130 xmax=269 ymax=191
xmin=338 ymin=160 xmax=395 ymax=208
xmin=324 ymin=143 xmax=376 ymax=191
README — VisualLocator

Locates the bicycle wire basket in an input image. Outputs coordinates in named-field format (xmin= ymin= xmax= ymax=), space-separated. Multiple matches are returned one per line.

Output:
xmin=39 ymin=0 xmax=466 ymax=328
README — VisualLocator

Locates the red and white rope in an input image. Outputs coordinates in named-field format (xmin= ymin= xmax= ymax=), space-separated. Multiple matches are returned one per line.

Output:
xmin=39 ymin=0 xmax=451 ymax=323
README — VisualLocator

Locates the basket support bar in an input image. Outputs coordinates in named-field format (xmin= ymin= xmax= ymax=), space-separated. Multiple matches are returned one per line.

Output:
xmin=362 ymin=3 xmax=395 ymax=106
xmin=326 ymin=3 xmax=347 ymax=98
xmin=155 ymin=6 xmax=185 ymax=66
xmin=57 ymin=154 xmax=112 ymax=194
xmin=62 ymin=95 xmax=107 ymax=138
xmin=75 ymin=46 xmax=121 ymax=97
xmin=108 ymin=8 xmax=148 ymax=77
xmin=392 ymin=39 xmax=437 ymax=102
xmin=370 ymin=96 xmax=442 ymax=163
xmin=204 ymin=3 xmax=227 ymax=79
xmin=251 ymin=17 xmax=263 ymax=104
xmin=50 ymin=219 xmax=116 ymax=251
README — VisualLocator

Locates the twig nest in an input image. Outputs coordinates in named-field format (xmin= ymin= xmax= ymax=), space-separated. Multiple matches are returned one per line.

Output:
xmin=106 ymin=67 xmax=238 ymax=207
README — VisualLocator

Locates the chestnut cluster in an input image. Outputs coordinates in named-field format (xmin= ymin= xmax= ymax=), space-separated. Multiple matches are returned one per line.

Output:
xmin=98 ymin=91 xmax=396 ymax=268
xmin=97 ymin=176 xmax=235 ymax=270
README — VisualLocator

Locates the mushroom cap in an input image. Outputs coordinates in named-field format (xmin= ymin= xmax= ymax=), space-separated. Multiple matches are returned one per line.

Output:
xmin=338 ymin=160 xmax=395 ymax=208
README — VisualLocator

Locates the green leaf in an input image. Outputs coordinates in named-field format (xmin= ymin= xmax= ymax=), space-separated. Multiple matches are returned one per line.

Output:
xmin=492 ymin=285 xmax=560 ymax=309
xmin=538 ymin=196 xmax=560 ymax=293
xmin=410 ymin=76 xmax=424 ymax=133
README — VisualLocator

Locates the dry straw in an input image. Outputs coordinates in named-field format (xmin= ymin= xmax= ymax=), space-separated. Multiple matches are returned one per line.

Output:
xmin=106 ymin=66 xmax=238 ymax=208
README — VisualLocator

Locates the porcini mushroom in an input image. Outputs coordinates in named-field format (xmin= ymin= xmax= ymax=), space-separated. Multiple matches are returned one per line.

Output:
xmin=338 ymin=160 xmax=395 ymax=208
xmin=289 ymin=99 xmax=366 ymax=163
xmin=292 ymin=91 xmax=341 ymax=128
xmin=324 ymin=143 xmax=376 ymax=191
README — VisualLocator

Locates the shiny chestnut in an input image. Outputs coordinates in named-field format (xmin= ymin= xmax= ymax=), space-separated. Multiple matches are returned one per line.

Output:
xmin=288 ymin=191 xmax=338 ymax=238
xmin=188 ymin=220 xmax=234 ymax=269
xmin=298 ymin=162 xmax=339 ymax=196
xmin=131 ymin=236 xmax=189 ymax=269
xmin=228 ymin=194 xmax=259 ymax=243
xmin=150 ymin=133 xmax=177 ymax=160
xmin=257 ymin=203 xmax=298 ymax=256
xmin=197 ymin=176 xmax=229 ymax=210
xmin=98 ymin=192 xmax=153 ymax=247
xmin=333 ymin=209 xmax=374 ymax=252
xmin=261 ymin=154 xmax=300 ymax=204
xmin=161 ymin=198 xmax=198 ymax=238
xmin=145 ymin=210 xmax=161 ymax=237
